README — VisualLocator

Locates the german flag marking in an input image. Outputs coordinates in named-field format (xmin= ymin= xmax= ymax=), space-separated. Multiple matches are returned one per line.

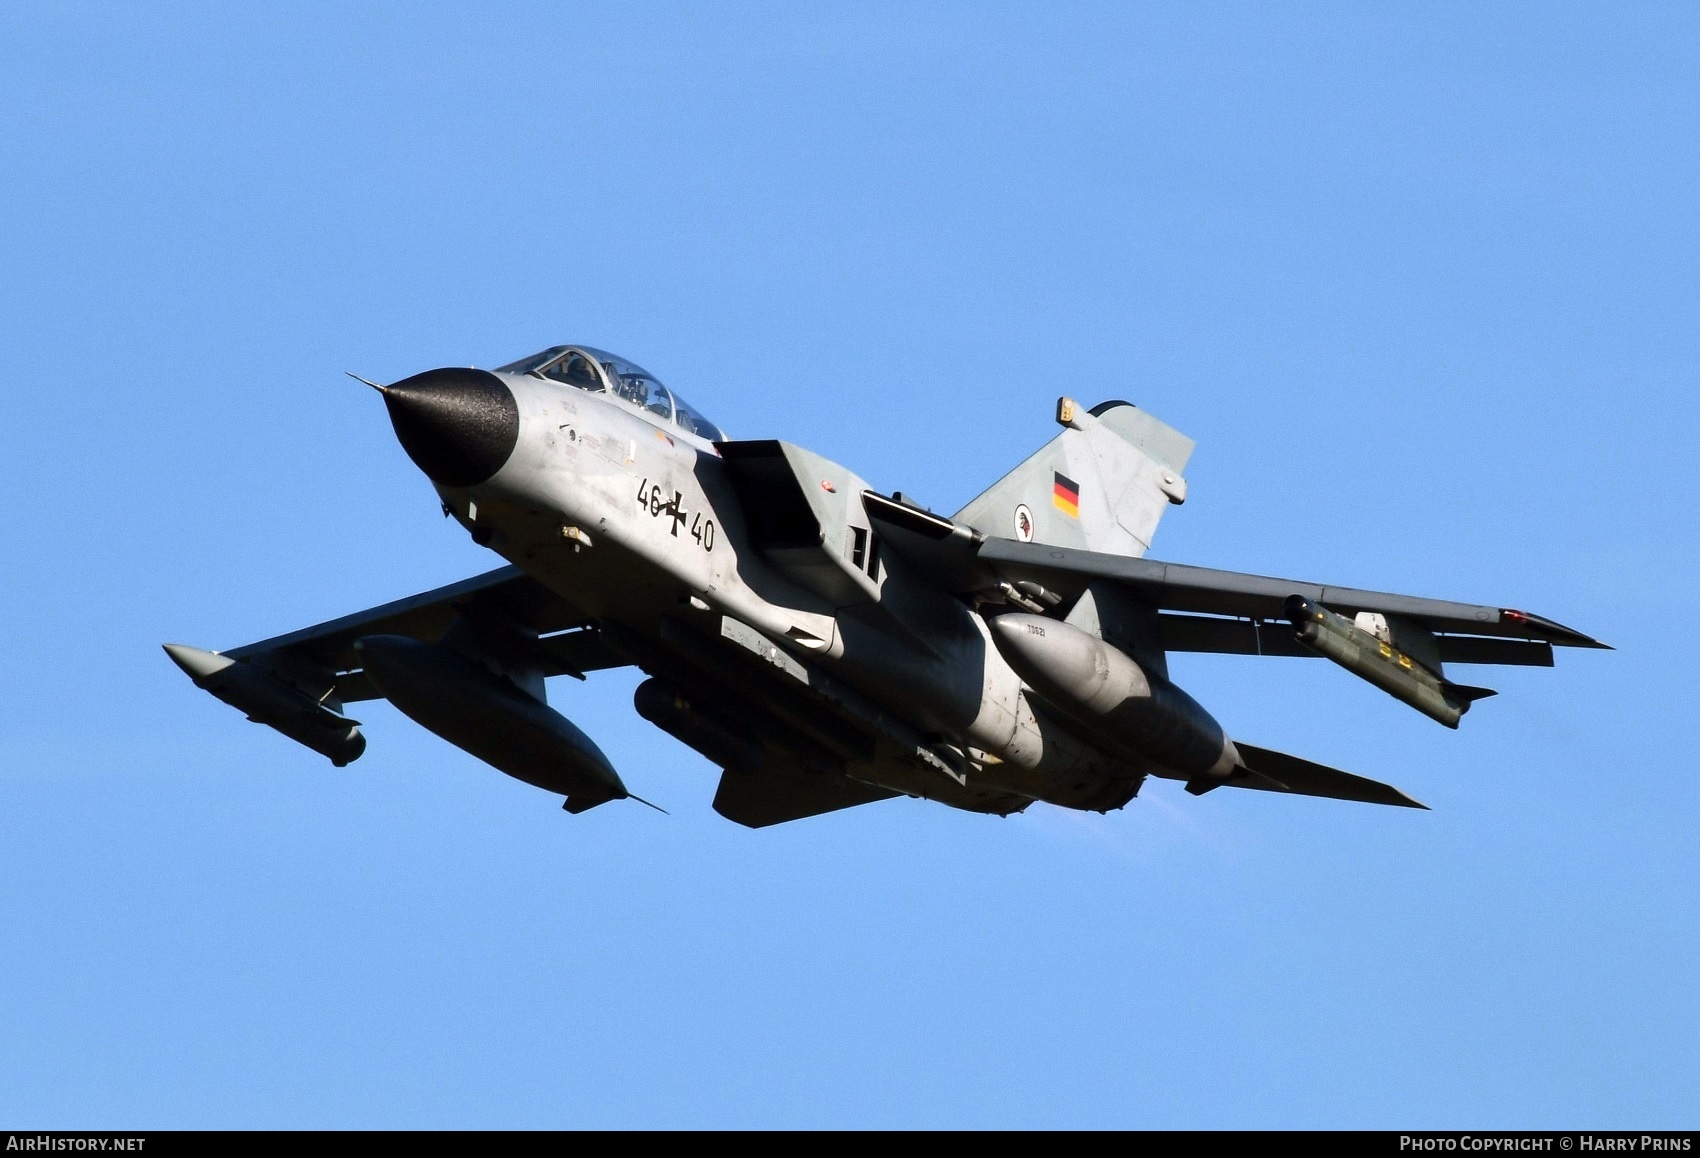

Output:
xmin=1052 ymin=472 xmax=1080 ymax=518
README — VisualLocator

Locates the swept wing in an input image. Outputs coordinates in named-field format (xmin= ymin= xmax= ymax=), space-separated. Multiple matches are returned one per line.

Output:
xmin=220 ymin=566 xmax=626 ymax=704
xmin=976 ymin=538 xmax=1605 ymax=654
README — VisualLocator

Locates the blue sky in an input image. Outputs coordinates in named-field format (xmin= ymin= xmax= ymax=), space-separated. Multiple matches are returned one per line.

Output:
xmin=2 ymin=2 xmax=1695 ymax=1128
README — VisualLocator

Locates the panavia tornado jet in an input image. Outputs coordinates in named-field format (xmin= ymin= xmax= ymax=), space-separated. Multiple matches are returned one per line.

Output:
xmin=166 ymin=344 xmax=1607 ymax=825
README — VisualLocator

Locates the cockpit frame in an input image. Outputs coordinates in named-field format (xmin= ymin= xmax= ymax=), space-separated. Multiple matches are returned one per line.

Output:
xmin=494 ymin=343 xmax=727 ymax=444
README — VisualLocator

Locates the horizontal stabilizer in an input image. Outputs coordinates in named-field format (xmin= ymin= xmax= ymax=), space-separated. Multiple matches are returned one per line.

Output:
xmin=1230 ymin=742 xmax=1427 ymax=809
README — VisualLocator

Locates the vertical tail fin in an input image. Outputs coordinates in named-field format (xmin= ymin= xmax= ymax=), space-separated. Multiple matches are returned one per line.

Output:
xmin=954 ymin=398 xmax=1194 ymax=557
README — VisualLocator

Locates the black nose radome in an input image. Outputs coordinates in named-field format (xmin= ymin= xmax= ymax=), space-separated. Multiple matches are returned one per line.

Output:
xmin=382 ymin=368 xmax=519 ymax=488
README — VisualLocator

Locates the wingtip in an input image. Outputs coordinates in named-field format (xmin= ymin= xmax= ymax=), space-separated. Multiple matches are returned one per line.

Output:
xmin=1500 ymin=609 xmax=1610 ymax=650
xmin=162 ymin=642 xmax=233 ymax=683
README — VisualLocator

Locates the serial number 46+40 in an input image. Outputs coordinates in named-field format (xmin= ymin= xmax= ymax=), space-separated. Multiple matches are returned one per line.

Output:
xmin=636 ymin=478 xmax=715 ymax=551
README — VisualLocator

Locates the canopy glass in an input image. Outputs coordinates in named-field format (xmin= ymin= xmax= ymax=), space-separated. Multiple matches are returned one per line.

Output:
xmin=496 ymin=345 xmax=726 ymax=441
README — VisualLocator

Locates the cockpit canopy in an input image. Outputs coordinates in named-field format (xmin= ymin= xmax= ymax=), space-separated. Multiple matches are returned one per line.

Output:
xmin=495 ymin=345 xmax=726 ymax=441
